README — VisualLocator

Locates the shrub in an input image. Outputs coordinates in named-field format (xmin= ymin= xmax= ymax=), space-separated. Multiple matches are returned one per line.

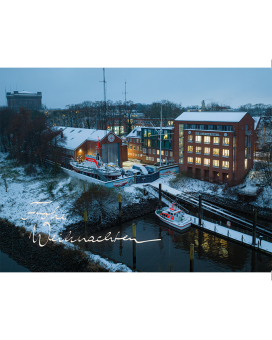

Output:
xmin=72 ymin=184 xmax=117 ymax=224
xmin=24 ymin=163 xmax=37 ymax=176
xmin=50 ymin=162 xmax=62 ymax=175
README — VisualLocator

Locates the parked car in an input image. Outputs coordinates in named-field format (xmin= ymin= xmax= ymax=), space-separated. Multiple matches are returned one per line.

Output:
xmin=126 ymin=169 xmax=141 ymax=177
xmin=144 ymin=165 xmax=157 ymax=174
xmin=132 ymin=164 xmax=148 ymax=175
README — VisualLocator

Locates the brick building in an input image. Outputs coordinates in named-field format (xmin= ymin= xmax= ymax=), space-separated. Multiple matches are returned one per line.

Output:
xmin=174 ymin=111 xmax=257 ymax=185
xmin=55 ymin=127 xmax=126 ymax=168
xmin=6 ymin=90 xmax=42 ymax=110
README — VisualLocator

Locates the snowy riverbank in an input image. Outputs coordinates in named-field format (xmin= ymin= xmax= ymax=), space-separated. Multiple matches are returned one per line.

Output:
xmin=0 ymin=152 xmax=139 ymax=272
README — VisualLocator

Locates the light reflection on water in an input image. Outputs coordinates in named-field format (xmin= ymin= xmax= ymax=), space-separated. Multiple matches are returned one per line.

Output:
xmin=82 ymin=213 xmax=272 ymax=272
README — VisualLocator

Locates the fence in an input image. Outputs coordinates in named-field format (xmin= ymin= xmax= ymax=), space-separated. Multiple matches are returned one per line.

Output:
xmin=191 ymin=213 xmax=272 ymax=243
xmin=136 ymin=171 xmax=160 ymax=184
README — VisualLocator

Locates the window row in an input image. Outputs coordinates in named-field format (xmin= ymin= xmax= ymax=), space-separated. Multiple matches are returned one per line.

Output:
xmin=143 ymin=138 xmax=173 ymax=149
xmin=143 ymin=129 xmax=172 ymax=139
xmin=130 ymin=145 xmax=142 ymax=151
xmin=187 ymin=146 xmax=229 ymax=157
xmin=187 ymin=157 xmax=230 ymax=169
xmin=188 ymin=135 xmax=230 ymax=145
xmin=142 ymin=148 xmax=173 ymax=157
xmin=129 ymin=138 xmax=140 ymax=143
xmin=184 ymin=124 xmax=233 ymax=131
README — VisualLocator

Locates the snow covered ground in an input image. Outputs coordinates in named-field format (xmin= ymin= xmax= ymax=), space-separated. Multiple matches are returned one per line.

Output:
xmin=1 ymin=150 xmax=271 ymax=269
xmin=0 ymin=152 xmax=136 ymax=272
xmin=158 ymin=167 xmax=272 ymax=210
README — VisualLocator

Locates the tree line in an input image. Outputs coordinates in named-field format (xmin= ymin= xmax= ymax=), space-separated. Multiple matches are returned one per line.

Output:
xmin=0 ymin=106 xmax=65 ymax=166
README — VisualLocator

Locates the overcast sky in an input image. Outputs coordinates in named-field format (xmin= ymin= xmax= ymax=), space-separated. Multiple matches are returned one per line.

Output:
xmin=0 ymin=68 xmax=271 ymax=110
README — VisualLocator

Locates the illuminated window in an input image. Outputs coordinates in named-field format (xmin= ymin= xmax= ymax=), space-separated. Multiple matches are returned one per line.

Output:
xmin=170 ymin=152 xmax=173 ymax=157
xmin=204 ymin=136 xmax=210 ymax=143
xmin=222 ymin=161 xmax=229 ymax=169
xmin=161 ymin=151 xmax=164 ymax=155
xmin=245 ymin=159 xmax=248 ymax=169
xmin=213 ymin=159 xmax=219 ymax=167
xmin=222 ymin=149 xmax=229 ymax=157
xmin=195 ymin=157 xmax=201 ymax=165
xmin=148 ymin=129 xmax=152 ymax=137
xmin=148 ymin=139 xmax=151 ymax=147
xmin=245 ymin=148 xmax=248 ymax=157
xmin=157 ymin=158 xmax=160 ymax=163
xmin=196 ymin=146 xmax=201 ymax=154
xmin=157 ymin=150 xmax=160 ymax=155
xmin=164 ymin=133 xmax=168 ymax=140
xmin=204 ymin=147 xmax=210 ymax=155
xmin=213 ymin=148 xmax=219 ymax=156
xmin=188 ymin=157 xmax=193 ymax=164
xmin=137 ymin=146 xmax=139 ymax=151
xmin=188 ymin=135 xmax=193 ymax=142
xmin=213 ymin=137 xmax=220 ymax=145
xmin=144 ymin=129 xmax=147 ymax=137
xmin=204 ymin=158 xmax=210 ymax=166
xmin=223 ymin=137 xmax=229 ymax=145
xmin=188 ymin=145 xmax=193 ymax=153
xmin=195 ymin=135 xmax=201 ymax=143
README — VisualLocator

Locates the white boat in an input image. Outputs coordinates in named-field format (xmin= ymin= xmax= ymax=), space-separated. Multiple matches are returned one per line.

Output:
xmin=69 ymin=140 xmax=126 ymax=181
xmin=155 ymin=202 xmax=192 ymax=231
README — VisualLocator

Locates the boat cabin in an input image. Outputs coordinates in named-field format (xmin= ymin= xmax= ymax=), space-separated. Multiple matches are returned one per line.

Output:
xmin=160 ymin=203 xmax=183 ymax=221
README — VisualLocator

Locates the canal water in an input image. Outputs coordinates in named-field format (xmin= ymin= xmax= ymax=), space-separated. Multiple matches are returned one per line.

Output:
xmin=0 ymin=250 xmax=29 ymax=272
xmin=82 ymin=213 xmax=272 ymax=272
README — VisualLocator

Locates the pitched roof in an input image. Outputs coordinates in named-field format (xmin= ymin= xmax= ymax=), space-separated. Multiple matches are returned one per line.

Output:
xmin=126 ymin=127 xmax=141 ymax=138
xmin=55 ymin=126 xmax=114 ymax=150
xmin=253 ymin=116 xmax=261 ymax=130
xmin=175 ymin=111 xmax=248 ymax=123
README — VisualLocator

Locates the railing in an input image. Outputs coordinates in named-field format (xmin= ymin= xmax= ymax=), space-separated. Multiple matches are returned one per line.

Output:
xmin=195 ymin=214 xmax=272 ymax=243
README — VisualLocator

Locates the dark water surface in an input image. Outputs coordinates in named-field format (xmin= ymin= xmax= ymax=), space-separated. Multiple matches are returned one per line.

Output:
xmin=82 ymin=213 xmax=272 ymax=272
xmin=0 ymin=250 xmax=30 ymax=272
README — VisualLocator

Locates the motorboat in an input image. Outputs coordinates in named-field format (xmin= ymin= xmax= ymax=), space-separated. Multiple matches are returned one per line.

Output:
xmin=155 ymin=202 xmax=192 ymax=231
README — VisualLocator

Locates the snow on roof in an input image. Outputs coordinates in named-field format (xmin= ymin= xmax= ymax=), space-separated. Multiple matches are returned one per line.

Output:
xmin=19 ymin=90 xmax=32 ymax=94
xmin=126 ymin=127 xmax=141 ymax=138
xmin=253 ymin=116 xmax=261 ymax=130
xmin=56 ymin=126 xmax=111 ymax=150
xmin=175 ymin=111 xmax=248 ymax=123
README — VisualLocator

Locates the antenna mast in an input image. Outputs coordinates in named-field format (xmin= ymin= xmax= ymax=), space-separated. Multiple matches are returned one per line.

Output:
xmin=99 ymin=68 xmax=107 ymax=130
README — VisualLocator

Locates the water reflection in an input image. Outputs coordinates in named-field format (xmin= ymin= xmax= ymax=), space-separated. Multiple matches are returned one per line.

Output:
xmin=76 ymin=213 xmax=272 ymax=272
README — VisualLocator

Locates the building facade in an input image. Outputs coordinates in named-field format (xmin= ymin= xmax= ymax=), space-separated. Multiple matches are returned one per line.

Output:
xmin=55 ymin=127 xmax=125 ymax=168
xmin=174 ymin=112 xmax=256 ymax=185
xmin=6 ymin=90 xmax=42 ymax=110
xmin=126 ymin=126 xmax=175 ymax=165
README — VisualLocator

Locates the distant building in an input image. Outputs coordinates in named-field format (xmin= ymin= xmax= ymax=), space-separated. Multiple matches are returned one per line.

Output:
xmin=6 ymin=90 xmax=42 ymax=110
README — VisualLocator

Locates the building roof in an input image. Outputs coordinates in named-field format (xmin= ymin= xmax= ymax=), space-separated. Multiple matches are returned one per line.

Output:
xmin=126 ymin=126 xmax=173 ymax=139
xmin=19 ymin=90 xmax=32 ymax=94
xmin=126 ymin=127 xmax=142 ymax=138
xmin=253 ymin=116 xmax=261 ymax=130
xmin=175 ymin=111 xmax=248 ymax=123
xmin=56 ymin=126 xmax=115 ymax=150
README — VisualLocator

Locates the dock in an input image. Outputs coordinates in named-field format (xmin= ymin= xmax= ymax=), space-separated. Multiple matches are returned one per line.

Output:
xmin=145 ymin=182 xmax=272 ymax=255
